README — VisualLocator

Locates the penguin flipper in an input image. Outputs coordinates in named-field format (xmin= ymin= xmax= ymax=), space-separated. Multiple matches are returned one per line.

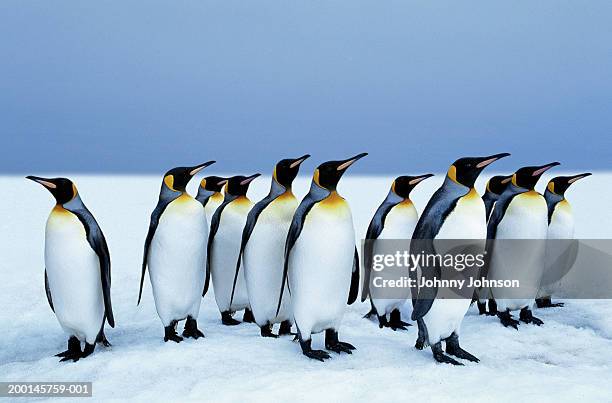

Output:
xmin=362 ymin=201 xmax=396 ymax=302
xmin=348 ymin=246 xmax=360 ymax=305
xmin=204 ymin=199 xmax=232 ymax=297
xmin=276 ymin=192 xmax=325 ymax=316
xmin=44 ymin=269 xmax=54 ymax=312
xmin=67 ymin=204 xmax=115 ymax=328
xmin=230 ymin=194 xmax=276 ymax=306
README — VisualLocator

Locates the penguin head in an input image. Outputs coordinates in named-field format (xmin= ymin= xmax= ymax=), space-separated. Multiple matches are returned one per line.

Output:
xmin=163 ymin=161 xmax=215 ymax=192
xmin=486 ymin=175 xmax=513 ymax=196
xmin=447 ymin=153 xmax=511 ymax=188
xmin=225 ymin=174 xmax=261 ymax=197
xmin=313 ymin=152 xmax=368 ymax=191
xmin=547 ymin=172 xmax=592 ymax=196
xmin=200 ymin=176 xmax=228 ymax=193
xmin=26 ymin=176 xmax=78 ymax=205
xmin=392 ymin=174 xmax=434 ymax=199
xmin=512 ymin=162 xmax=560 ymax=190
xmin=273 ymin=154 xmax=311 ymax=188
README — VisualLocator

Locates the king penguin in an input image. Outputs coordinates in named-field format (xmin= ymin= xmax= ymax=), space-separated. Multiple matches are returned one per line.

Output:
xmin=536 ymin=172 xmax=591 ymax=308
xmin=278 ymin=153 xmax=367 ymax=361
xmin=208 ymin=174 xmax=261 ymax=325
xmin=27 ymin=176 xmax=114 ymax=362
xmin=138 ymin=161 xmax=215 ymax=342
xmin=486 ymin=162 xmax=560 ymax=329
xmin=362 ymin=174 xmax=434 ymax=330
xmin=476 ymin=174 xmax=512 ymax=316
xmin=196 ymin=175 xmax=228 ymax=225
xmin=411 ymin=153 xmax=510 ymax=365
xmin=231 ymin=155 xmax=310 ymax=337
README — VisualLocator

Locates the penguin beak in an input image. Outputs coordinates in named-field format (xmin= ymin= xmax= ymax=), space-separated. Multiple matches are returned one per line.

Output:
xmin=240 ymin=173 xmax=261 ymax=186
xmin=289 ymin=154 xmax=311 ymax=169
xmin=337 ymin=152 xmax=368 ymax=171
xmin=26 ymin=176 xmax=57 ymax=189
xmin=189 ymin=161 xmax=216 ymax=176
xmin=568 ymin=172 xmax=592 ymax=184
xmin=532 ymin=162 xmax=560 ymax=177
xmin=475 ymin=153 xmax=511 ymax=169
xmin=408 ymin=173 xmax=434 ymax=186
xmin=217 ymin=178 xmax=229 ymax=187
xmin=501 ymin=175 xmax=513 ymax=184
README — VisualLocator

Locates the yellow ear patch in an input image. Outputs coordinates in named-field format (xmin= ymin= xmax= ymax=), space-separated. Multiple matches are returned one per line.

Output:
xmin=313 ymin=169 xmax=321 ymax=186
xmin=164 ymin=175 xmax=175 ymax=191
xmin=71 ymin=183 xmax=78 ymax=200
xmin=391 ymin=180 xmax=396 ymax=194
xmin=485 ymin=180 xmax=491 ymax=193
xmin=200 ymin=178 xmax=207 ymax=188
xmin=447 ymin=165 xmax=458 ymax=184
xmin=273 ymin=166 xmax=278 ymax=183
xmin=547 ymin=182 xmax=555 ymax=194
xmin=511 ymin=174 xmax=518 ymax=187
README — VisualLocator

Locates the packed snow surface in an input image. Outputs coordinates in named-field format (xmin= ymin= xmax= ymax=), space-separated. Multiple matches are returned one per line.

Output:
xmin=1 ymin=174 xmax=611 ymax=402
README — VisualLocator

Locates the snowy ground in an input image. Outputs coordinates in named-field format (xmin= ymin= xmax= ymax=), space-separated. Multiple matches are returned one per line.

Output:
xmin=1 ymin=173 xmax=611 ymax=402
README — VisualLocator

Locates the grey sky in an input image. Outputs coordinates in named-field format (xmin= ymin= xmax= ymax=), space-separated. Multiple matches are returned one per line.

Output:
xmin=1 ymin=1 xmax=611 ymax=174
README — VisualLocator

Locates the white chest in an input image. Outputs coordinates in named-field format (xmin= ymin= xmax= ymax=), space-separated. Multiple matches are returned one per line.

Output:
xmin=378 ymin=202 xmax=418 ymax=239
xmin=497 ymin=191 xmax=548 ymax=239
xmin=437 ymin=190 xmax=486 ymax=240
xmin=548 ymin=201 xmax=574 ymax=239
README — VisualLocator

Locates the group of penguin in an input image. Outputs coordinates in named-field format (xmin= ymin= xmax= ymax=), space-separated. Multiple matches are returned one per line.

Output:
xmin=27 ymin=152 xmax=590 ymax=365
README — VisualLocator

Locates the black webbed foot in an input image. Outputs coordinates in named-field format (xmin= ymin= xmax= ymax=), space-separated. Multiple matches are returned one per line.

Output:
xmin=300 ymin=338 xmax=330 ymax=362
xmin=497 ymin=310 xmax=519 ymax=329
xmin=325 ymin=329 xmax=356 ymax=354
xmin=387 ymin=309 xmax=411 ymax=330
xmin=56 ymin=336 xmax=81 ymax=361
xmin=221 ymin=311 xmax=241 ymax=326
xmin=432 ymin=342 xmax=463 ymax=366
xmin=182 ymin=317 xmax=205 ymax=339
xmin=487 ymin=299 xmax=498 ymax=315
xmin=260 ymin=324 xmax=278 ymax=338
xmin=477 ymin=301 xmax=488 ymax=315
xmin=445 ymin=334 xmax=479 ymax=363
xmin=242 ymin=308 xmax=256 ymax=323
xmin=164 ymin=321 xmax=183 ymax=343
xmin=520 ymin=308 xmax=544 ymax=326
xmin=536 ymin=298 xmax=564 ymax=308
xmin=278 ymin=320 xmax=295 ymax=336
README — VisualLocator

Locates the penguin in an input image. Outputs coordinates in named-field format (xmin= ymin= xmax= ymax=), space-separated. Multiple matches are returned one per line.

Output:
xmin=138 ymin=161 xmax=215 ymax=342
xmin=411 ymin=153 xmax=510 ymax=365
xmin=231 ymin=155 xmax=310 ymax=337
xmin=486 ymin=162 xmax=560 ymax=329
xmin=362 ymin=174 xmax=434 ymax=330
xmin=536 ymin=172 xmax=591 ymax=308
xmin=208 ymin=174 xmax=261 ymax=325
xmin=476 ymin=174 xmax=512 ymax=316
xmin=196 ymin=175 xmax=228 ymax=224
xmin=27 ymin=176 xmax=114 ymax=362
xmin=278 ymin=153 xmax=367 ymax=361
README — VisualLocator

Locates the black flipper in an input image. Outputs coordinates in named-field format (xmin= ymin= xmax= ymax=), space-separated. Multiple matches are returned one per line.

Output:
xmin=204 ymin=195 xmax=236 ymax=297
xmin=410 ymin=185 xmax=462 ymax=321
xmin=138 ymin=189 xmax=180 ymax=305
xmin=276 ymin=190 xmax=326 ymax=315
xmin=65 ymin=201 xmax=115 ymax=328
xmin=44 ymin=269 xmax=54 ymax=312
xmin=348 ymin=247 xmax=360 ymax=305
xmin=230 ymin=192 xmax=278 ymax=306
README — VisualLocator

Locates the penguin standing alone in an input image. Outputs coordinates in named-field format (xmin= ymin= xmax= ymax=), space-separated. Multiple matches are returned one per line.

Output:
xmin=231 ymin=155 xmax=310 ymax=337
xmin=27 ymin=176 xmax=114 ymax=361
xmin=411 ymin=153 xmax=509 ymax=365
xmin=208 ymin=174 xmax=261 ymax=325
xmin=486 ymin=162 xmax=560 ymax=329
xmin=196 ymin=176 xmax=228 ymax=225
xmin=362 ymin=174 xmax=434 ymax=330
xmin=138 ymin=162 xmax=215 ymax=342
xmin=278 ymin=153 xmax=367 ymax=361
xmin=476 ymin=174 xmax=512 ymax=316
xmin=536 ymin=173 xmax=591 ymax=308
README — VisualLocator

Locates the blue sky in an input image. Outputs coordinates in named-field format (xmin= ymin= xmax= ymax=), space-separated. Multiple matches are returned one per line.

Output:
xmin=1 ymin=1 xmax=610 ymax=174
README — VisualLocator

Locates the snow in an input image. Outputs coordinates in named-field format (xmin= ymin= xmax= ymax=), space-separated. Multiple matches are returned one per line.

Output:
xmin=1 ymin=173 xmax=611 ymax=402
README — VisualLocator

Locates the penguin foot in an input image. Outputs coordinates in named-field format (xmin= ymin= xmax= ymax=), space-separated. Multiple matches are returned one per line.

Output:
xmin=242 ymin=308 xmax=256 ymax=323
xmin=325 ymin=329 xmax=356 ymax=354
xmin=278 ymin=320 xmax=294 ymax=336
xmin=164 ymin=322 xmax=184 ymax=343
xmin=477 ymin=301 xmax=487 ymax=315
xmin=56 ymin=336 xmax=81 ymax=360
xmin=300 ymin=339 xmax=331 ymax=362
xmin=260 ymin=325 xmax=278 ymax=338
xmin=182 ymin=317 xmax=205 ymax=339
xmin=387 ymin=310 xmax=411 ymax=330
xmin=519 ymin=308 xmax=544 ymax=326
xmin=415 ymin=337 xmax=426 ymax=350
xmin=432 ymin=343 xmax=463 ymax=366
xmin=497 ymin=310 xmax=519 ymax=329
xmin=445 ymin=334 xmax=479 ymax=363
xmin=363 ymin=307 xmax=377 ymax=319
xmin=97 ymin=332 xmax=112 ymax=348
xmin=80 ymin=343 xmax=95 ymax=359
xmin=221 ymin=311 xmax=241 ymax=326
xmin=536 ymin=298 xmax=564 ymax=308
xmin=487 ymin=299 xmax=498 ymax=315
